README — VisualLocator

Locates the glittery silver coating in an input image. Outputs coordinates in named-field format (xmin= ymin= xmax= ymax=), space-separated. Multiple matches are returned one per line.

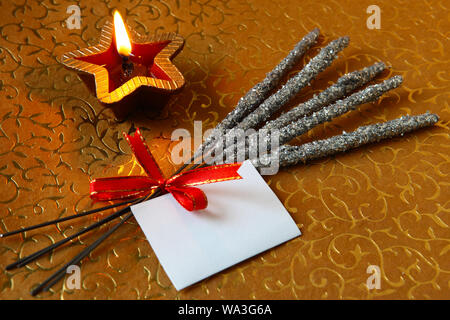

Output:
xmin=221 ymin=75 xmax=402 ymax=161
xmin=251 ymin=113 xmax=439 ymax=168
xmin=264 ymin=75 xmax=403 ymax=147
xmin=215 ymin=36 xmax=350 ymax=161
xmin=194 ymin=28 xmax=320 ymax=159
xmin=262 ymin=61 xmax=386 ymax=130
xmin=235 ymin=36 xmax=350 ymax=132
xmin=219 ymin=28 xmax=320 ymax=130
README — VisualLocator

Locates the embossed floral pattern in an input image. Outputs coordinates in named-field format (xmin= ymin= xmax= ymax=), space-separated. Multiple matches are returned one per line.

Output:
xmin=0 ymin=0 xmax=448 ymax=299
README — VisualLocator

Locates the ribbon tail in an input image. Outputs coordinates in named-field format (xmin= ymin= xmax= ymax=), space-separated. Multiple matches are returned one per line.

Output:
xmin=168 ymin=186 xmax=208 ymax=211
xmin=123 ymin=128 xmax=165 ymax=182
xmin=90 ymin=176 xmax=158 ymax=201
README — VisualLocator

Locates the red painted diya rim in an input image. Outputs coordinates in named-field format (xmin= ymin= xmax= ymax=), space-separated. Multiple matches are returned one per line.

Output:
xmin=59 ymin=20 xmax=185 ymax=104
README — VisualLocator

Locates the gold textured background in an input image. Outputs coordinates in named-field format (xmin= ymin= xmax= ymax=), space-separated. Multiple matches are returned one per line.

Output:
xmin=0 ymin=0 xmax=449 ymax=300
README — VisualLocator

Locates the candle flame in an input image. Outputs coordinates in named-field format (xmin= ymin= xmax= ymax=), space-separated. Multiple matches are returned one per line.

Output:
xmin=114 ymin=10 xmax=132 ymax=57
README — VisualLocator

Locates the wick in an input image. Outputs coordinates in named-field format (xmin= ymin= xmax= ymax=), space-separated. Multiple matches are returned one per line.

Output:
xmin=121 ymin=55 xmax=134 ymax=78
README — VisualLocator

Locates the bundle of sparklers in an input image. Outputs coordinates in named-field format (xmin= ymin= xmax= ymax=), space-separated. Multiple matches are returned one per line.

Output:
xmin=1 ymin=28 xmax=439 ymax=296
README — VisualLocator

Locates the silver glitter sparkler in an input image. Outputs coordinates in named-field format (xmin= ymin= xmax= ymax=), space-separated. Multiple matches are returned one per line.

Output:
xmin=233 ymin=36 xmax=350 ymax=133
xmin=252 ymin=113 xmax=439 ymax=168
xmin=262 ymin=61 xmax=387 ymax=131
xmin=209 ymin=36 xmax=350 ymax=162
xmin=222 ymin=75 xmax=403 ymax=161
xmin=193 ymin=28 xmax=320 ymax=159
xmin=272 ymin=75 xmax=403 ymax=146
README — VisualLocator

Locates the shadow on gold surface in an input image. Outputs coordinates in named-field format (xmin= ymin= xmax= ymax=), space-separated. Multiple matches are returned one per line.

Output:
xmin=0 ymin=0 xmax=448 ymax=299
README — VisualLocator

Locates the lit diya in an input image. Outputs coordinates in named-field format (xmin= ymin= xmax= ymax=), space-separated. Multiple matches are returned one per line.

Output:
xmin=59 ymin=10 xmax=185 ymax=119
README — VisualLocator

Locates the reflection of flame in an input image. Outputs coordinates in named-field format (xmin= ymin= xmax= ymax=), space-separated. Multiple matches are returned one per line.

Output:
xmin=114 ymin=10 xmax=132 ymax=57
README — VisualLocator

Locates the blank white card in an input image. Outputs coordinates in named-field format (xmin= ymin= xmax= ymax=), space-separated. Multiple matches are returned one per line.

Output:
xmin=131 ymin=160 xmax=301 ymax=290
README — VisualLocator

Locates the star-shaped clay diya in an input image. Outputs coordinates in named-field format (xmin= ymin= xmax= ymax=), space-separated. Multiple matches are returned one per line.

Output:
xmin=59 ymin=11 xmax=185 ymax=119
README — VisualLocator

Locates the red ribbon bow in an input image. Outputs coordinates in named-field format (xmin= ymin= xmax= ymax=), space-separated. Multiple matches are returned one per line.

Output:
xmin=89 ymin=128 xmax=242 ymax=211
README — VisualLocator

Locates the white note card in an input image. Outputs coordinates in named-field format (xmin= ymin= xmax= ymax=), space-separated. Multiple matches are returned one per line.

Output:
xmin=131 ymin=160 xmax=301 ymax=290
